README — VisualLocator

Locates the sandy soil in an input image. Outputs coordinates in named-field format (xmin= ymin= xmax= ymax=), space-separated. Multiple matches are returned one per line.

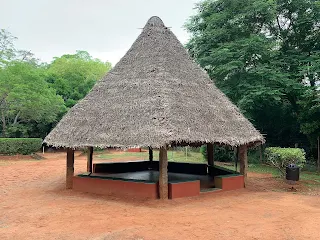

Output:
xmin=1 ymin=152 xmax=320 ymax=240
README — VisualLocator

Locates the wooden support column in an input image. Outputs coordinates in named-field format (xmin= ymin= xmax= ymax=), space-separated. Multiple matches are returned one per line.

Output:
xmin=87 ymin=147 xmax=93 ymax=172
xmin=207 ymin=143 xmax=214 ymax=166
xmin=239 ymin=145 xmax=248 ymax=187
xmin=234 ymin=147 xmax=239 ymax=172
xmin=149 ymin=147 xmax=153 ymax=161
xmin=159 ymin=146 xmax=168 ymax=199
xmin=66 ymin=148 xmax=74 ymax=189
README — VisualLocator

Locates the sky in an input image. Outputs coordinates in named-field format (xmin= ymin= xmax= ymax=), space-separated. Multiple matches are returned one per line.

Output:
xmin=0 ymin=0 xmax=199 ymax=66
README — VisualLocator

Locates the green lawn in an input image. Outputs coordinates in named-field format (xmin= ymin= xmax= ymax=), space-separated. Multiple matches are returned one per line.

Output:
xmin=96 ymin=150 xmax=206 ymax=163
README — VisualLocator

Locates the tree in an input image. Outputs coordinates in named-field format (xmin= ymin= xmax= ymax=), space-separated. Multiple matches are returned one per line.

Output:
xmin=0 ymin=29 xmax=38 ymax=66
xmin=0 ymin=62 xmax=65 ymax=137
xmin=186 ymin=0 xmax=319 ymax=151
xmin=46 ymin=51 xmax=112 ymax=108
xmin=0 ymin=29 xmax=16 ymax=66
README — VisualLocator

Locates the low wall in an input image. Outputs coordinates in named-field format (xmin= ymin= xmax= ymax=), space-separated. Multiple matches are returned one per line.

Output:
xmin=168 ymin=162 xmax=207 ymax=175
xmin=208 ymin=165 xmax=236 ymax=177
xmin=214 ymin=174 xmax=244 ymax=191
xmin=93 ymin=161 xmax=207 ymax=175
xmin=169 ymin=180 xmax=200 ymax=199
xmin=127 ymin=148 xmax=141 ymax=152
xmin=93 ymin=161 xmax=150 ymax=174
xmin=73 ymin=176 xmax=158 ymax=199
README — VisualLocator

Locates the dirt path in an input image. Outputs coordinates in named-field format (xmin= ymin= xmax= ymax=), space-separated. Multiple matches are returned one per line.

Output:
xmin=1 ymin=152 xmax=320 ymax=240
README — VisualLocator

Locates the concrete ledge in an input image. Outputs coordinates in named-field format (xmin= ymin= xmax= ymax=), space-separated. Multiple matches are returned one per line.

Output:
xmin=73 ymin=176 xmax=158 ymax=199
xmin=169 ymin=180 xmax=200 ymax=199
xmin=214 ymin=175 xmax=244 ymax=191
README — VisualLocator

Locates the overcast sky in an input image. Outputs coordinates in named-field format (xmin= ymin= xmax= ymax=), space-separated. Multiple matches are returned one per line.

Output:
xmin=0 ymin=0 xmax=199 ymax=66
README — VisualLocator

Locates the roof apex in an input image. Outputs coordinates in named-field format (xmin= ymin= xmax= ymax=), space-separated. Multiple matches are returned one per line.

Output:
xmin=145 ymin=16 xmax=165 ymax=27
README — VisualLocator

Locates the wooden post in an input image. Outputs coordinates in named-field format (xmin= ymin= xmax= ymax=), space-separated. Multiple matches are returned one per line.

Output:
xmin=149 ymin=147 xmax=153 ymax=161
xmin=317 ymin=136 xmax=320 ymax=173
xmin=207 ymin=143 xmax=214 ymax=166
xmin=259 ymin=144 xmax=263 ymax=163
xmin=234 ymin=147 xmax=238 ymax=172
xmin=87 ymin=147 xmax=93 ymax=172
xmin=239 ymin=145 xmax=248 ymax=187
xmin=159 ymin=146 xmax=168 ymax=199
xmin=66 ymin=148 xmax=74 ymax=189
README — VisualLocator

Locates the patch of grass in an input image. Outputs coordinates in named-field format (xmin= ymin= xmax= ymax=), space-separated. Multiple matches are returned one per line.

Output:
xmin=96 ymin=150 xmax=205 ymax=163
xmin=300 ymin=172 xmax=320 ymax=182
xmin=248 ymin=164 xmax=282 ymax=177
xmin=97 ymin=151 xmax=149 ymax=160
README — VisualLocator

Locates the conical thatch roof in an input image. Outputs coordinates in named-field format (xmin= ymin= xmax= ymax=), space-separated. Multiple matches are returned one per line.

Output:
xmin=44 ymin=16 xmax=264 ymax=149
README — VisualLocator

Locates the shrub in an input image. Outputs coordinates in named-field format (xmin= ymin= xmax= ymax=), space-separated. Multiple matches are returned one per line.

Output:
xmin=200 ymin=145 xmax=207 ymax=159
xmin=200 ymin=145 xmax=234 ymax=162
xmin=0 ymin=138 xmax=42 ymax=155
xmin=265 ymin=147 xmax=306 ymax=175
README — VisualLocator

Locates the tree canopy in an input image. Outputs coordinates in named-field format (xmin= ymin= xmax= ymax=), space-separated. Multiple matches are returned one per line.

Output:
xmin=0 ymin=30 xmax=112 ymax=138
xmin=186 ymin=0 xmax=320 ymax=159
xmin=46 ymin=51 xmax=111 ymax=108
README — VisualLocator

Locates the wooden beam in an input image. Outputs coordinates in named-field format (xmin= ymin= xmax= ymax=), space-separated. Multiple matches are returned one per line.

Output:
xmin=149 ymin=147 xmax=153 ymax=161
xmin=239 ymin=145 xmax=248 ymax=187
xmin=66 ymin=148 xmax=74 ymax=189
xmin=159 ymin=146 xmax=168 ymax=199
xmin=87 ymin=147 xmax=93 ymax=172
xmin=207 ymin=143 xmax=214 ymax=166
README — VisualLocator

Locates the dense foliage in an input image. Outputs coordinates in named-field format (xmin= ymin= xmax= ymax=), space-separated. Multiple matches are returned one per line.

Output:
xmin=0 ymin=30 xmax=111 ymax=138
xmin=200 ymin=145 xmax=234 ymax=162
xmin=46 ymin=51 xmax=111 ymax=108
xmin=186 ymin=0 xmax=320 ymax=162
xmin=0 ymin=138 xmax=42 ymax=155
xmin=265 ymin=147 xmax=306 ymax=174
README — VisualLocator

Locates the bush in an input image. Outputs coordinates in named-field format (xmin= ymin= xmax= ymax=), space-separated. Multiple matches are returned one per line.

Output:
xmin=265 ymin=147 xmax=306 ymax=175
xmin=0 ymin=138 xmax=42 ymax=155
xmin=200 ymin=145 xmax=234 ymax=162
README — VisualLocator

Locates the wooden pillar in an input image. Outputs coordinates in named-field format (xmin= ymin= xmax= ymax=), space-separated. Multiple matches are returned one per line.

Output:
xmin=66 ymin=148 xmax=74 ymax=189
xmin=87 ymin=147 xmax=93 ymax=172
xmin=234 ymin=147 xmax=238 ymax=172
xmin=239 ymin=145 xmax=248 ymax=187
xmin=149 ymin=147 xmax=153 ymax=161
xmin=259 ymin=144 xmax=263 ymax=163
xmin=207 ymin=143 xmax=214 ymax=166
xmin=159 ymin=146 xmax=168 ymax=199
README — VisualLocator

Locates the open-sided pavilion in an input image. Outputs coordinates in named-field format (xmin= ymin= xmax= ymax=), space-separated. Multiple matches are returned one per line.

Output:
xmin=44 ymin=16 xmax=264 ymax=199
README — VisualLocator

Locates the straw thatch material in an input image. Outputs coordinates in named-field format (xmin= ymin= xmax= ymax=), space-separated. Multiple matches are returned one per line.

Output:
xmin=44 ymin=16 xmax=264 ymax=149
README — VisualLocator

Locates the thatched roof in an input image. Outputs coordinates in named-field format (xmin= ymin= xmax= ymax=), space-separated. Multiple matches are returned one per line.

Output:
xmin=44 ymin=16 xmax=264 ymax=149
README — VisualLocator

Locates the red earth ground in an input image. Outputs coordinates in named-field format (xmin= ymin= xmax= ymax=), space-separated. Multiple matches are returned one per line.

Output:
xmin=1 ymin=152 xmax=320 ymax=240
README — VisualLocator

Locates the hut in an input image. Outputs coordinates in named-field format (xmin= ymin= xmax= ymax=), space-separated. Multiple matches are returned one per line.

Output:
xmin=44 ymin=16 xmax=264 ymax=199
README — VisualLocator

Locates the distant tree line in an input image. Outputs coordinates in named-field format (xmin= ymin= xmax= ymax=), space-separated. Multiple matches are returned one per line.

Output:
xmin=186 ymin=0 xmax=320 ymax=162
xmin=0 ymin=29 xmax=111 ymax=139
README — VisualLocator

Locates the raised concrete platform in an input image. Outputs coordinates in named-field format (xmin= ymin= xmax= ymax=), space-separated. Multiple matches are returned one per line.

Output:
xmin=73 ymin=161 xmax=244 ymax=199
xmin=90 ymin=170 xmax=214 ymax=189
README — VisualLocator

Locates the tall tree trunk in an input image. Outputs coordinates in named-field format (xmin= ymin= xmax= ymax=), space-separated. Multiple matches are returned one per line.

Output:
xmin=1 ymin=111 xmax=6 ymax=137
xmin=317 ymin=136 xmax=320 ymax=173
xmin=13 ymin=111 xmax=20 ymax=125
